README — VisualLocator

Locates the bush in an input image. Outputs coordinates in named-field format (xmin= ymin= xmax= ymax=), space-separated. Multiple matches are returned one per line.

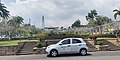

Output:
xmin=33 ymin=32 xmax=49 ymax=38
xmin=96 ymin=41 xmax=104 ymax=45
xmin=88 ymin=34 xmax=97 ymax=39
xmin=35 ymin=42 xmax=43 ymax=48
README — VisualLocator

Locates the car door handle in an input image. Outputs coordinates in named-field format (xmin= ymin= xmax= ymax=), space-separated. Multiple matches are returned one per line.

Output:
xmin=68 ymin=45 xmax=71 ymax=47
xmin=79 ymin=44 xmax=82 ymax=46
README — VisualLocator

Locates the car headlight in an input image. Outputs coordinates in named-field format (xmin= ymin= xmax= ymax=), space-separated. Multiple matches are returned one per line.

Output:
xmin=46 ymin=46 xmax=50 ymax=49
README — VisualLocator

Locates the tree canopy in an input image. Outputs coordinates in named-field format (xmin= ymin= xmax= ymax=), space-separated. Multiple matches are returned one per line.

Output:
xmin=86 ymin=9 xmax=97 ymax=21
xmin=86 ymin=9 xmax=112 ymax=27
xmin=71 ymin=19 xmax=81 ymax=28
xmin=0 ymin=3 xmax=10 ymax=19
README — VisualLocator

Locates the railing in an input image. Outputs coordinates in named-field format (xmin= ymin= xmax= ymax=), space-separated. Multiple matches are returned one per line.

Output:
xmin=15 ymin=42 xmax=26 ymax=54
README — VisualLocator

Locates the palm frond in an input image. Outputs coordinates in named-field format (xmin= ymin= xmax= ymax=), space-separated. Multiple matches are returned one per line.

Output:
xmin=0 ymin=3 xmax=10 ymax=19
xmin=113 ymin=9 xmax=118 ymax=12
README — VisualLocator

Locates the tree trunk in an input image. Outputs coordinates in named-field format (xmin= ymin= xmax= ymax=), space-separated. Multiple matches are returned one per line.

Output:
xmin=8 ymin=32 xmax=11 ymax=42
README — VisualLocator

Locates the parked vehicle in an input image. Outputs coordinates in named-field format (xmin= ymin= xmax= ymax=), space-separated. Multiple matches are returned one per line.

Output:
xmin=46 ymin=38 xmax=88 ymax=57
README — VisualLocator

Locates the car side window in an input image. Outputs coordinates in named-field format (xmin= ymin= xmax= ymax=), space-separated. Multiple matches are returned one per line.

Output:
xmin=72 ymin=39 xmax=81 ymax=44
xmin=61 ymin=39 xmax=70 ymax=45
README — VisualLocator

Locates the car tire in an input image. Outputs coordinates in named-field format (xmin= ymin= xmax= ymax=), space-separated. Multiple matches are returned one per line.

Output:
xmin=79 ymin=48 xmax=87 ymax=56
xmin=50 ymin=50 xmax=58 ymax=57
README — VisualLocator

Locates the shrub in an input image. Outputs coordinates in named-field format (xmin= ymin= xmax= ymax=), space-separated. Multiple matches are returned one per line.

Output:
xmin=35 ymin=42 xmax=43 ymax=48
xmin=96 ymin=41 xmax=104 ymax=45
xmin=33 ymin=32 xmax=49 ymax=38
xmin=88 ymin=34 xmax=97 ymax=39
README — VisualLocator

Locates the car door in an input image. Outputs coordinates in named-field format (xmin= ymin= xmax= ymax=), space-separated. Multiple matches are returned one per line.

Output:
xmin=71 ymin=39 xmax=82 ymax=53
xmin=59 ymin=39 xmax=72 ymax=54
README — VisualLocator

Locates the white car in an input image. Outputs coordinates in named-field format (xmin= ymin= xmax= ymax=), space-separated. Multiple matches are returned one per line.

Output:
xmin=46 ymin=38 xmax=88 ymax=57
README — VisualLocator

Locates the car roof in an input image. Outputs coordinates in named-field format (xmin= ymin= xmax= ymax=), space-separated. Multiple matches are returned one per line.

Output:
xmin=62 ymin=38 xmax=85 ymax=43
xmin=64 ymin=38 xmax=83 ymax=39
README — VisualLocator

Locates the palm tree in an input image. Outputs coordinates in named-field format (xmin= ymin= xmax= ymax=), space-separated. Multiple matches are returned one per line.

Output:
xmin=0 ymin=3 xmax=10 ymax=19
xmin=113 ymin=9 xmax=120 ymax=20
xmin=13 ymin=16 xmax=24 ymax=27
xmin=113 ymin=9 xmax=120 ymax=37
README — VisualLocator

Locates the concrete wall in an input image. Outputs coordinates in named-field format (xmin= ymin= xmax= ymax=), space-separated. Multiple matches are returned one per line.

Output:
xmin=0 ymin=41 xmax=38 ymax=56
xmin=0 ymin=45 xmax=18 ymax=56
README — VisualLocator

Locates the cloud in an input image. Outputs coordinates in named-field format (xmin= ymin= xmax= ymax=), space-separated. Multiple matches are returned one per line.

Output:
xmin=3 ymin=0 xmax=120 ymax=28
xmin=2 ymin=0 xmax=16 ymax=3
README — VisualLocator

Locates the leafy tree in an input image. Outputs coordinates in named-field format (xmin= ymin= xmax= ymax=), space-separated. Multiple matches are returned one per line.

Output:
xmin=16 ymin=28 xmax=26 ymax=37
xmin=1 ymin=16 xmax=24 ymax=40
xmin=87 ymin=20 xmax=97 ymax=27
xmin=71 ymin=19 xmax=81 ymax=28
xmin=12 ymin=16 xmax=24 ymax=27
xmin=86 ymin=9 xmax=97 ymax=21
xmin=23 ymin=24 xmax=42 ymax=36
xmin=0 ymin=3 xmax=10 ymax=19
xmin=86 ymin=9 xmax=98 ymax=27
xmin=86 ymin=10 xmax=112 ymax=27
xmin=95 ymin=16 xmax=112 ymax=25
xmin=88 ymin=16 xmax=112 ymax=26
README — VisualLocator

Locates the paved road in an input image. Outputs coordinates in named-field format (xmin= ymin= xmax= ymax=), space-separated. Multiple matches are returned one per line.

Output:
xmin=0 ymin=51 xmax=120 ymax=60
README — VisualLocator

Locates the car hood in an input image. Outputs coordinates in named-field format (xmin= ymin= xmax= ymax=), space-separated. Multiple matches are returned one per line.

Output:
xmin=47 ymin=44 xmax=57 ymax=48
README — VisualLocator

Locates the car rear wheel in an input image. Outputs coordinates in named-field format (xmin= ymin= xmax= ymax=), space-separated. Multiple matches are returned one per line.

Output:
xmin=79 ymin=49 xmax=87 ymax=56
xmin=50 ymin=50 xmax=58 ymax=57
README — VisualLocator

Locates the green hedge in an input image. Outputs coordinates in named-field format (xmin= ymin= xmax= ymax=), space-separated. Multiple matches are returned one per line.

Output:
xmin=97 ymin=34 xmax=116 ymax=38
xmin=0 ymin=38 xmax=28 ymax=41
xmin=80 ymin=34 xmax=90 ymax=38
xmin=88 ymin=34 xmax=116 ymax=39
xmin=0 ymin=38 xmax=9 ymax=41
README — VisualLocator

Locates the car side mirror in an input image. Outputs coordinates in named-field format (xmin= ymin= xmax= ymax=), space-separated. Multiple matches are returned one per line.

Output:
xmin=59 ymin=43 xmax=62 ymax=45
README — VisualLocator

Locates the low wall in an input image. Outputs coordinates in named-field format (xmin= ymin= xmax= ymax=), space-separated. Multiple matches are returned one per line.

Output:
xmin=84 ymin=39 xmax=95 ymax=46
xmin=44 ymin=39 xmax=60 ymax=46
xmin=96 ymin=38 xmax=120 ymax=51
xmin=107 ymin=39 xmax=120 ymax=47
xmin=0 ymin=41 xmax=38 ymax=56
xmin=97 ymin=38 xmax=120 ymax=47
xmin=0 ymin=45 xmax=18 ymax=56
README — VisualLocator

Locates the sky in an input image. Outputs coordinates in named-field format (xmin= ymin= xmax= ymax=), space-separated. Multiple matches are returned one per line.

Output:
xmin=1 ymin=0 xmax=120 ymax=28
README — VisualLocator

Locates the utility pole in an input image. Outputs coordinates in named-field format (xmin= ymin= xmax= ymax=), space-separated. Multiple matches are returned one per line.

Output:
xmin=34 ymin=20 xmax=35 ymax=26
xmin=29 ymin=18 xmax=31 ymax=25
xmin=42 ymin=16 xmax=45 ymax=30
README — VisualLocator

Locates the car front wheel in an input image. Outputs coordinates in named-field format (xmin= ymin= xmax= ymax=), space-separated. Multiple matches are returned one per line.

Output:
xmin=50 ymin=50 xmax=58 ymax=57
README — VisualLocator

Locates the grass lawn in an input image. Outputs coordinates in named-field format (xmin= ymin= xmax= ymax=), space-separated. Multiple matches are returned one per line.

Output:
xmin=0 ymin=40 xmax=38 ymax=46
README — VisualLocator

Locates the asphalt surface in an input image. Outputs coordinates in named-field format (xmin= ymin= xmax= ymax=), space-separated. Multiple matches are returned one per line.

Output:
xmin=0 ymin=51 xmax=120 ymax=60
